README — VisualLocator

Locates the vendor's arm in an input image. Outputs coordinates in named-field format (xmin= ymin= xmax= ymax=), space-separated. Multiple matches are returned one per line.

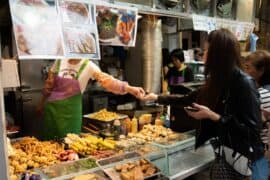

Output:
xmin=90 ymin=62 xmax=145 ymax=98
xmin=143 ymin=90 xmax=197 ymax=107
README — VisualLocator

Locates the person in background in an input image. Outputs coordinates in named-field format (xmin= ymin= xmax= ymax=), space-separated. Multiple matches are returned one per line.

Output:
xmin=38 ymin=59 xmax=145 ymax=140
xmin=245 ymin=50 xmax=270 ymax=157
xmin=193 ymin=47 xmax=204 ymax=62
xmin=165 ymin=48 xmax=194 ymax=93
xmin=143 ymin=29 xmax=268 ymax=179
xmin=245 ymin=50 xmax=270 ymax=118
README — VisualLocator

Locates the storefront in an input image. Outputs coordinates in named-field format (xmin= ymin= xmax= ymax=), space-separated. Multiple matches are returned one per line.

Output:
xmin=0 ymin=0 xmax=256 ymax=179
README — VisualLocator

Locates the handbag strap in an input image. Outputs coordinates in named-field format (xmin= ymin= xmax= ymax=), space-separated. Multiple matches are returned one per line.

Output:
xmin=220 ymin=88 xmax=252 ymax=165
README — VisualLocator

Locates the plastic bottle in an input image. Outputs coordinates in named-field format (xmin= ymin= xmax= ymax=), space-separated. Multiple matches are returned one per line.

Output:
xmin=121 ymin=119 xmax=128 ymax=136
xmin=125 ymin=117 xmax=132 ymax=133
xmin=155 ymin=113 xmax=164 ymax=126
xmin=139 ymin=116 xmax=146 ymax=130
xmin=113 ymin=119 xmax=121 ymax=139
xmin=131 ymin=116 xmax=138 ymax=133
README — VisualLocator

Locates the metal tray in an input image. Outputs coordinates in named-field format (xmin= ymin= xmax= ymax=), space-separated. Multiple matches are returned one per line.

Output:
xmin=97 ymin=153 xmax=161 ymax=180
xmin=83 ymin=113 xmax=128 ymax=131
xmin=151 ymin=130 xmax=196 ymax=150
xmin=83 ymin=113 xmax=128 ymax=122
xmin=97 ymin=152 xmax=141 ymax=167
xmin=35 ymin=157 xmax=97 ymax=179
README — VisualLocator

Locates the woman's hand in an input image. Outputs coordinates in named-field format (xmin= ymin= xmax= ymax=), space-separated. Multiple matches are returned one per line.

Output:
xmin=126 ymin=85 xmax=145 ymax=99
xmin=185 ymin=103 xmax=221 ymax=121
xmin=141 ymin=93 xmax=158 ymax=101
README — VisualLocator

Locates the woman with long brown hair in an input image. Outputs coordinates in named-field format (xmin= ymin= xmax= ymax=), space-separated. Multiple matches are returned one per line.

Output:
xmin=143 ymin=29 xmax=268 ymax=179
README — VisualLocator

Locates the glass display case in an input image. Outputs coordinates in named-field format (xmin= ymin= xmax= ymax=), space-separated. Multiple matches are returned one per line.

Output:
xmin=149 ymin=130 xmax=196 ymax=176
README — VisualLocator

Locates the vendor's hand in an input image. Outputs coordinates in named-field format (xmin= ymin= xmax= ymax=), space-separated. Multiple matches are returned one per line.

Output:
xmin=126 ymin=85 xmax=145 ymax=99
xmin=185 ymin=103 xmax=220 ymax=121
xmin=141 ymin=93 xmax=158 ymax=101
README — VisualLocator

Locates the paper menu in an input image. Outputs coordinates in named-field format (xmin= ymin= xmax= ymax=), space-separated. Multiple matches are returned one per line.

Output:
xmin=96 ymin=3 xmax=138 ymax=47
xmin=58 ymin=0 xmax=100 ymax=59
xmin=9 ymin=0 xmax=64 ymax=59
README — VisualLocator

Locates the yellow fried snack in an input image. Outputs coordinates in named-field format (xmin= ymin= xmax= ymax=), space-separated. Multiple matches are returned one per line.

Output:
xmin=9 ymin=137 xmax=64 ymax=175
xmin=88 ymin=109 xmax=119 ymax=121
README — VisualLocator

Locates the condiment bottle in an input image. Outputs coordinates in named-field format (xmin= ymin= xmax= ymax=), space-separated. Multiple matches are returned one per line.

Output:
xmin=125 ymin=117 xmax=132 ymax=133
xmin=121 ymin=119 xmax=127 ymax=136
xmin=114 ymin=119 xmax=121 ymax=139
xmin=131 ymin=116 xmax=138 ymax=133
xmin=155 ymin=114 xmax=164 ymax=126
xmin=139 ymin=115 xmax=146 ymax=130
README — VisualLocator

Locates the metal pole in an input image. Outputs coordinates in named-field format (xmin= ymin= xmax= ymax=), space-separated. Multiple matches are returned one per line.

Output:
xmin=0 ymin=34 xmax=9 ymax=180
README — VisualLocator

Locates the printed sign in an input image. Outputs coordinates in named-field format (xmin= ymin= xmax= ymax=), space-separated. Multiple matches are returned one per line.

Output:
xmin=96 ymin=3 xmax=138 ymax=47
xmin=58 ymin=0 xmax=100 ymax=59
xmin=9 ymin=0 xmax=64 ymax=59
xmin=9 ymin=0 xmax=101 ymax=59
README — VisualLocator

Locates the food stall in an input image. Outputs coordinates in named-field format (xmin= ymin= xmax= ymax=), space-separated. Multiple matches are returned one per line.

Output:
xmin=0 ymin=0 xmax=256 ymax=179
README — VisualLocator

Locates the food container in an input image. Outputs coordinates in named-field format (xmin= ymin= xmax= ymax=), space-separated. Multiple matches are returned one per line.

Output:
xmin=96 ymin=152 xmax=162 ymax=180
xmin=35 ymin=157 xmax=97 ymax=179
xmin=68 ymin=172 xmax=105 ymax=180
xmin=83 ymin=112 xmax=128 ymax=130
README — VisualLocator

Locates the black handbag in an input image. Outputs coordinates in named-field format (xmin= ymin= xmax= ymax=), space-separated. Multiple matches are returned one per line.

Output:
xmin=210 ymin=140 xmax=250 ymax=180
xmin=210 ymin=89 xmax=251 ymax=180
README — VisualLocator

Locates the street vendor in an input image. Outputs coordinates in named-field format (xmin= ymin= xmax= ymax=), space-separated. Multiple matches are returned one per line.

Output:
xmin=38 ymin=59 xmax=145 ymax=140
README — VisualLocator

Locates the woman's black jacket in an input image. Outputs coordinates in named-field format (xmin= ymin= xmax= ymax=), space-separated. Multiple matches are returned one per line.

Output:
xmin=157 ymin=68 xmax=264 ymax=162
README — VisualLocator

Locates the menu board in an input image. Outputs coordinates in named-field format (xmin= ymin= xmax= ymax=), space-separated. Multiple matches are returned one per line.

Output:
xmin=96 ymin=3 xmax=138 ymax=47
xmin=9 ymin=0 xmax=64 ymax=59
xmin=58 ymin=0 xmax=100 ymax=59
xmin=9 ymin=0 xmax=101 ymax=60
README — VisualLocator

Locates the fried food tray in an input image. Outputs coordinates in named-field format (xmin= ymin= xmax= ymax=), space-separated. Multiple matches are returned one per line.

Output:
xmin=96 ymin=152 xmax=161 ymax=180
xmin=151 ymin=130 xmax=195 ymax=149
xmin=83 ymin=113 xmax=128 ymax=122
